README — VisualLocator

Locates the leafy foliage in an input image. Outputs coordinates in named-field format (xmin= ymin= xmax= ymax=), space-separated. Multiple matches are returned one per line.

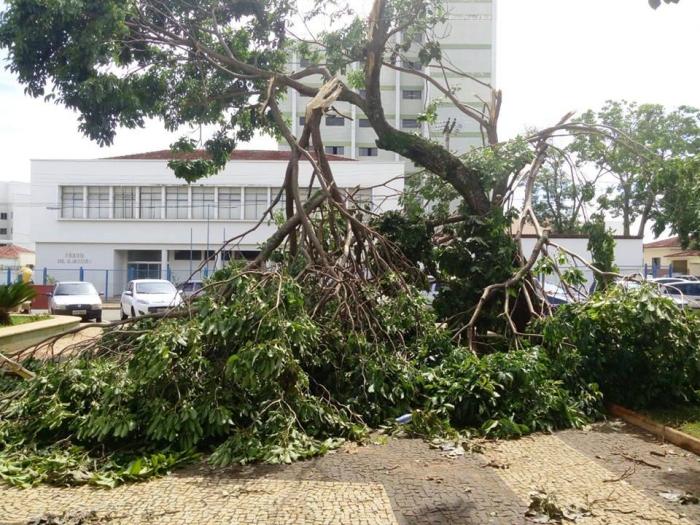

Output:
xmin=584 ymin=216 xmax=619 ymax=292
xmin=0 ymin=282 xmax=36 ymax=325
xmin=0 ymin=267 xmax=609 ymax=487
xmin=537 ymin=284 xmax=700 ymax=409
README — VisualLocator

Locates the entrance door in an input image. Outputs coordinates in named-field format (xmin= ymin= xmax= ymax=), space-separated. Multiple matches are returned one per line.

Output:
xmin=127 ymin=262 xmax=162 ymax=281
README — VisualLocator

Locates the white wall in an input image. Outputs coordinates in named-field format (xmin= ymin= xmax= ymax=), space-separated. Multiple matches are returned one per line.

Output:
xmin=521 ymin=235 xmax=644 ymax=287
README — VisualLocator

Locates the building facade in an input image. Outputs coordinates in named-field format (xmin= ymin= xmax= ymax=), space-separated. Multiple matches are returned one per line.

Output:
xmin=0 ymin=181 xmax=33 ymax=250
xmin=279 ymin=0 xmax=496 ymax=162
xmin=30 ymin=151 xmax=404 ymax=297
xmin=643 ymin=236 xmax=700 ymax=277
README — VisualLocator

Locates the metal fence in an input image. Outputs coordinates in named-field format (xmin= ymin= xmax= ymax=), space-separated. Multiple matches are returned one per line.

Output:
xmin=3 ymin=266 xmax=213 ymax=299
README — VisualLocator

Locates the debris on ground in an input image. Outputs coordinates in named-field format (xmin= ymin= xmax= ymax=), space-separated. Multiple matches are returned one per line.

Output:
xmin=525 ymin=490 xmax=592 ymax=523
xmin=658 ymin=491 xmax=700 ymax=505
xmin=27 ymin=510 xmax=117 ymax=524
xmin=482 ymin=459 xmax=510 ymax=469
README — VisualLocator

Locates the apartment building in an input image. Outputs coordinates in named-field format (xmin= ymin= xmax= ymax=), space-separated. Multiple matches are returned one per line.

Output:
xmin=0 ymin=181 xmax=32 ymax=250
xmin=279 ymin=0 xmax=496 ymax=163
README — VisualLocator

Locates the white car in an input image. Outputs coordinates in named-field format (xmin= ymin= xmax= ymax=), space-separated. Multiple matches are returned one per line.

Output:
xmin=120 ymin=279 xmax=182 ymax=319
xmin=48 ymin=281 xmax=102 ymax=322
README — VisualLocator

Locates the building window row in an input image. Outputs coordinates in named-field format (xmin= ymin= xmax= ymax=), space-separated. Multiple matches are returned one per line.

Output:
xmin=61 ymin=185 xmax=374 ymax=220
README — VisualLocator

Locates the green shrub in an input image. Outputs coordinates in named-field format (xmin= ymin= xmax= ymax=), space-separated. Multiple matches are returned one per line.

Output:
xmin=537 ymin=284 xmax=700 ymax=409
xmin=0 ymin=282 xmax=36 ymax=325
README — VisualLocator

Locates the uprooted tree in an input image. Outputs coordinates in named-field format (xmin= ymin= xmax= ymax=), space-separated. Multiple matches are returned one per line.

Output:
xmin=0 ymin=0 xmax=615 ymax=340
xmin=0 ymin=0 xmax=698 ymax=486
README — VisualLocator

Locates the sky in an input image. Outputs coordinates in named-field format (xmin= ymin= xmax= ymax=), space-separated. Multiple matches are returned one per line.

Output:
xmin=0 ymin=0 xmax=699 ymax=184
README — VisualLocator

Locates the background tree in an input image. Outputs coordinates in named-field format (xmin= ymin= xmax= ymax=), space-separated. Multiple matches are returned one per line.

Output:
xmin=531 ymin=150 xmax=596 ymax=234
xmin=653 ymin=155 xmax=700 ymax=248
xmin=570 ymin=101 xmax=699 ymax=237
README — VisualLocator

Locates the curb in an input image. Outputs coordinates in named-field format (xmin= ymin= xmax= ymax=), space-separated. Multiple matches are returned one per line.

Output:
xmin=608 ymin=403 xmax=700 ymax=456
xmin=0 ymin=315 xmax=82 ymax=356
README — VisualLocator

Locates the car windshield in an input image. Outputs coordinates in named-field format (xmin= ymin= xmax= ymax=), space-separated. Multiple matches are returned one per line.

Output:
xmin=55 ymin=283 xmax=97 ymax=296
xmin=181 ymin=282 xmax=203 ymax=292
xmin=136 ymin=282 xmax=175 ymax=294
xmin=666 ymin=283 xmax=700 ymax=296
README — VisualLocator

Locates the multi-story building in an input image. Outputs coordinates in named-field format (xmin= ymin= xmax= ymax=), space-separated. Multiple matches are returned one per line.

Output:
xmin=279 ymin=0 xmax=496 ymax=162
xmin=30 ymin=150 xmax=404 ymax=296
xmin=0 ymin=181 xmax=33 ymax=250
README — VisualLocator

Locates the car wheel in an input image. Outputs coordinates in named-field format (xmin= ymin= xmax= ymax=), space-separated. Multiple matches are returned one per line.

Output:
xmin=96 ymin=313 xmax=102 ymax=323
xmin=120 ymin=307 xmax=127 ymax=321
xmin=131 ymin=307 xmax=136 ymax=318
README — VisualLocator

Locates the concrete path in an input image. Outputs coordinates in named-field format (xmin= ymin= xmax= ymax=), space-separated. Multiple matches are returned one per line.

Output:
xmin=0 ymin=420 xmax=698 ymax=524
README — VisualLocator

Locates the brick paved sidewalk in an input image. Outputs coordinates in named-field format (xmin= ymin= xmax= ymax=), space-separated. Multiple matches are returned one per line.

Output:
xmin=0 ymin=420 xmax=698 ymax=525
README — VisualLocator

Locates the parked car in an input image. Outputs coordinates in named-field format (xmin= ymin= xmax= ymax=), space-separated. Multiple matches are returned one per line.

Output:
xmin=177 ymin=279 xmax=204 ymax=299
xmin=120 ymin=279 xmax=182 ymax=319
xmin=661 ymin=281 xmax=700 ymax=309
xmin=48 ymin=281 xmax=102 ymax=322
xmin=673 ymin=274 xmax=699 ymax=282
xmin=648 ymin=277 xmax=688 ymax=285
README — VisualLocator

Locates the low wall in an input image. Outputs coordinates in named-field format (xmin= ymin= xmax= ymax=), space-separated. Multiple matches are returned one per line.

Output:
xmin=0 ymin=315 xmax=81 ymax=355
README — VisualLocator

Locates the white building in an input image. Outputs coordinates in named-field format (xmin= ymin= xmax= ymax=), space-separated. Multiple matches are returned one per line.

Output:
xmin=30 ymin=150 xmax=404 ymax=297
xmin=279 ymin=0 xmax=496 ymax=162
xmin=0 ymin=181 xmax=33 ymax=250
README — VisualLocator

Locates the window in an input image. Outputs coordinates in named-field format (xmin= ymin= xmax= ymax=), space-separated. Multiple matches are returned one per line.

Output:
xmin=298 ymin=116 xmax=306 ymax=126
xmin=174 ymin=250 xmax=202 ymax=261
xmin=166 ymin=186 xmax=189 ymax=219
xmin=218 ymin=187 xmax=241 ymax=219
xmin=61 ymin=186 xmax=84 ymax=219
xmin=0 ymin=228 xmax=6 ymax=235
xmin=359 ymin=147 xmax=378 ymax=157
xmin=113 ymin=187 xmax=136 ymax=219
xmin=87 ymin=186 xmax=110 ymax=219
xmin=140 ymin=187 xmax=162 ymax=219
xmin=325 ymin=145 xmax=345 ymax=155
xmin=404 ymin=60 xmax=423 ymax=71
xmin=652 ymin=257 xmax=661 ymax=268
xmin=347 ymin=188 xmax=373 ymax=209
xmin=244 ymin=187 xmax=268 ymax=220
xmin=325 ymin=115 xmax=345 ymax=126
xmin=271 ymin=187 xmax=287 ymax=213
xmin=358 ymin=118 xmax=371 ymax=128
xmin=0 ymin=212 xmax=6 ymax=220
xmin=192 ymin=187 xmax=215 ymax=219
xmin=402 ymin=89 xmax=422 ymax=100
xmin=402 ymin=118 xmax=420 ymax=129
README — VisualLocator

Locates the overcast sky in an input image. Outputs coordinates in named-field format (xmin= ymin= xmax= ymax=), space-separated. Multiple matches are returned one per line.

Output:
xmin=0 ymin=0 xmax=698 ymax=184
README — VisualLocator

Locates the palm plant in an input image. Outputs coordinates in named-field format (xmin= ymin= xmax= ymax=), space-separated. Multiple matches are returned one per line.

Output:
xmin=0 ymin=282 xmax=37 ymax=326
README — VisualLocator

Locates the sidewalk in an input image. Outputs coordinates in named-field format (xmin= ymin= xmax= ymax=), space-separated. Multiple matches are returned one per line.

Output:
xmin=1 ymin=421 xmax=698 ymax=524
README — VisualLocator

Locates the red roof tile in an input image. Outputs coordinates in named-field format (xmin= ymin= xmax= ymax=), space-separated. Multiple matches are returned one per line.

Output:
xmin=665 ymin=250 xmax=700 ymax=258
xmin=0 ymin=244 xmax=34 ymax=259
xmin=643 ymin=236 xmax=680 ymax=249
xmin=106 ymin=149 xmax=355 ymax=162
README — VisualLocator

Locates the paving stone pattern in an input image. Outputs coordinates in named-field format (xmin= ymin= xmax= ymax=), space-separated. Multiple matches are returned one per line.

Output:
xmin=0 ymin=421 xmax=698 ymax=524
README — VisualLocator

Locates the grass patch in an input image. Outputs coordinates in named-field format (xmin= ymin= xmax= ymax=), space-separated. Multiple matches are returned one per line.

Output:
xmin=644 ymin=405 xmax=700 ymax=439
xmin=8 ymin=314 xmax=51 ymax=326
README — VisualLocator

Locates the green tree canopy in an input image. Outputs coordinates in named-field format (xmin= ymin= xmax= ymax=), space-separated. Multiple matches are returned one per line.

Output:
xmin=570 ymin=101 xmax=700 ymax=237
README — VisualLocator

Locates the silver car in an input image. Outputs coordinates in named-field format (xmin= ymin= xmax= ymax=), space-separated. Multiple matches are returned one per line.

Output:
xmin=48 ymin=281 xmax=103 ymax=322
